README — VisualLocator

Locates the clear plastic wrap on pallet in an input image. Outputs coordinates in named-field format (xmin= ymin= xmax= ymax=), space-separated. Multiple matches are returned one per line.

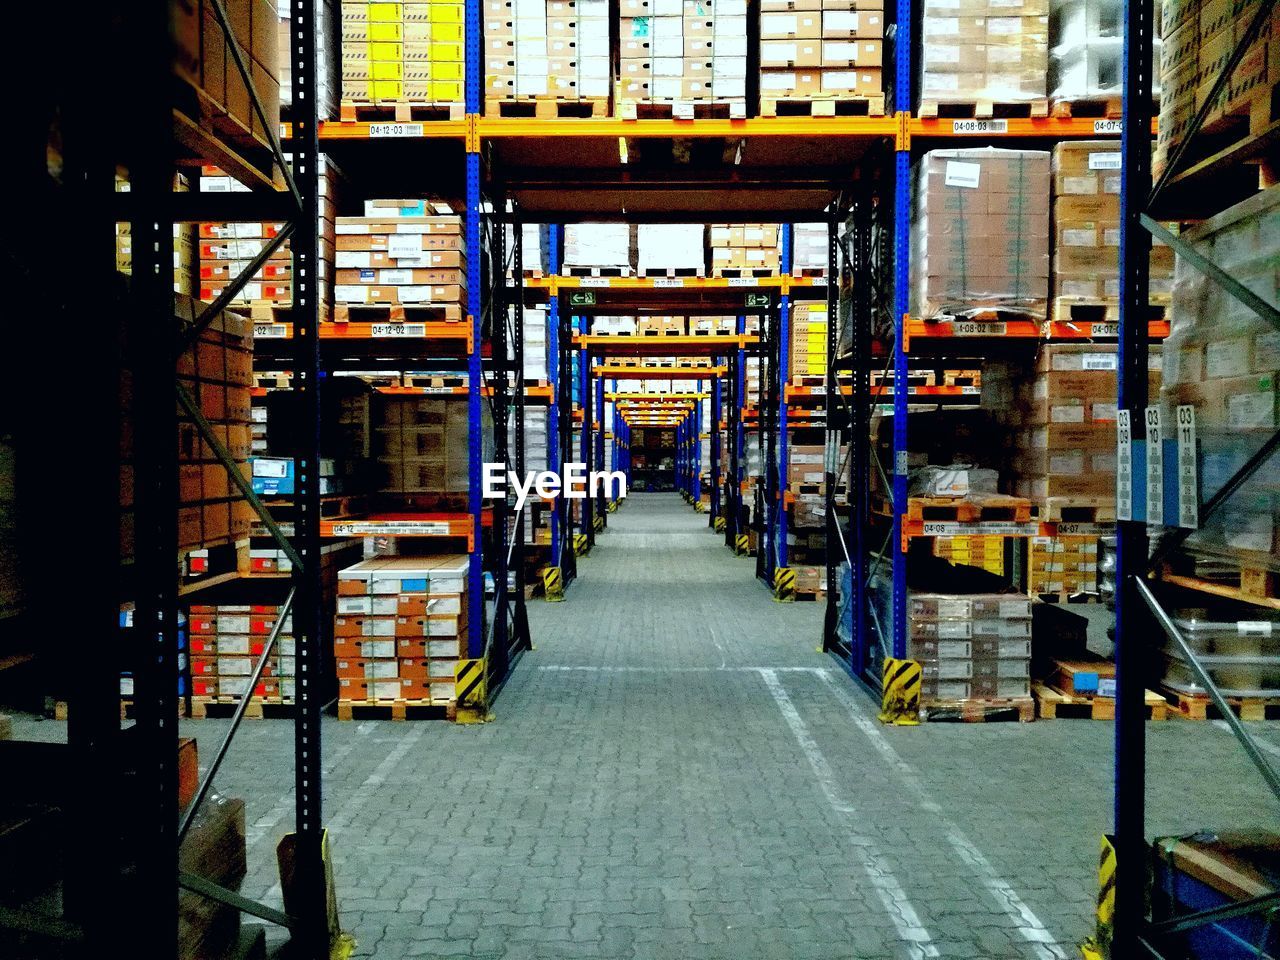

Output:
xmin=503 ymin=223 xmax=549 ymax=275
xmin=341 ymin=0 xmax=465 ymax=105
xmin=484 ymin=0 xmax=610 ymax=103
xmin=563 ymin=223 xmax=632 ymax=269
xmin=509 ymin=307 xmax=550 ymax=382
xmin=1159 ymin=608 xmax=1280 ymax=696
xmin=619 ymin=0 xmax=749 ymax=106
xmin=637 ymin=224 xmax=706 ymax=272
xmin=910 ymin=148 xmax=1051 ymax=320
xmin=1161 ymin=186 xmax=1280 ymax=562
xmin=917 ymin=0 xmax=1049 ymax=107
xmin=792 ymin=223 xmax=830 ymax=272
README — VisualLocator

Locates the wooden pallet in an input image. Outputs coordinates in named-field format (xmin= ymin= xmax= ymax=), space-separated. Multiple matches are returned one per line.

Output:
xmin=760 ymin=95 xmax=885 ymax=118
xmin=1154 ymin=82 xmax=1280 ymax=184
xmin=339 ymin=101 xmax=465 ymax=123
xmin=1034 ymin=683 xmax=1167 ymax=720
xmin=1034 ymin=498 xmax=1117 ymax=523
xmin=564 ymin=265 xmax=631 ymax=277
xmin=1049 ymin=97 xmax=1124 ymax=120
xmin=189 ymin=696 xmax=297 ymax=720
xmin=637 ymin=267 xmax=706 ymax=278
xmin=506 ymin=268 xmax=545 ymax=279
xmin=402 ymin=374 xmax=467 ymax=388
xmin=1033 ymin=591 xmax=1102 ymax=605
xmin=905 ymin=494 xmax=1032 ymax=523
xmin=1048 ymin=297 xmax=1169 ymax=329
xmin=792 ymin=374 xmax=826 ymax=387
xmin=711 ymin=267 xmax=779 ymax=279
xmin=336 ymin=698 xmax=453 ymax=721
xmin=921 ymin=697 xmax=1036 ymax=722
xmin=1163 ymin=690 xmax=1280 ymax=721
xmin=244 ymin=302 xmax=294 ymax=322
xmin=486 ymin=97 xmax=609 ymax=119
xmin=332 ymin=302 xmax=463 ymax=323
xmin=792 ymin=267 xmax=828 ymax=280
xmin=918 ymin=98 xmax=1050 ymax=120
xmin=619 ymin=99 xmax=747 ymax=120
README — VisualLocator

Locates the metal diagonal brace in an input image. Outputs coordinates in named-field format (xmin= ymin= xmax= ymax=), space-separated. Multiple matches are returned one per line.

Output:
xmin=1149 ymin=890 xmax=1280 ymax=937
xmin=177 ymin=588 xmax=296 ymax=845
xmin=1136 ymin=577 xmax=1280 ymax=805
xmin=175 ymin=382 xmax=304 ymax=569
xmin=1148 ymin=0 xmax=1280 ymax=206
xmin=179 ymin=222 xmax=297 ymax=356
xmin=1141 ymin=216 xmax=1280 ymax=333
xmin=203 ymin=0 xmax=302 ymax=209
xmin=178 ymin=871 xmax=294 ymax=929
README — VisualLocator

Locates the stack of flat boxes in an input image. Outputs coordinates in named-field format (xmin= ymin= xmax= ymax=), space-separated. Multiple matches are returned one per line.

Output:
xmin=1052 ymin=141 xmax=1175 ymax=307
xmin=637 ymin=317 xmax=688 ymax=335
xmin=709 ymin=224 xmax=780 ymax=277
xmin=484 ymin=0 xmax=610 ymax=108
xmin=689 ymin=316 xmax=736 ymax=334
xmin=1155 ymin=0 xmax=1278 ymax=175
xmin=934 ymin=535 xmax=1005 ymax=575
xmin=144 ymin=297 xmax=254 ymax=556
xmin=792 ymin=222 xmax=829 ymax=275
xmin=335 ymin=556 xmax=469 ymax=705
xmin=564 ymin=223 xmax=632 ymax=272
xmin=334 ymin=203 xmax=466 ymax=321
xmin=909 ymin=593 xmax=1033 ymax=703
xmin=189 ymin=604 xmax=295 ymax=703
xmin=340 ymin=1 xmax=465 ymax=107
xmin=115 ymin=173 xmax=196 ymax=295
xmin=911 ymin=148 xmax=1050 ymax=321
xmin=759 ymin=0 xmax=883 ymax=109
xmin=1049 ymin=0 xmax=1162 ymax=104
xmin=377 ymin=396 xmax=470 ymax=494
xmin=918 ymin=0 xmax=1048 ymax=109
xmin=637 ymin=224 xmax=706 ymax=275
xmin=1028 ymin=534 xmax=1098 ymax=595
xmin=789 ymin=304 xmax=828 ymax=381
xmin=173 ymin=0 xmax=281 ymax=151
xmin=619 ymin=0 xmax=748 ymax=114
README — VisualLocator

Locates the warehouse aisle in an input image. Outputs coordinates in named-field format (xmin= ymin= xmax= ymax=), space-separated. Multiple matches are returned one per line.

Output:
xmin=196 ymin=492 xmax=1280 ymax=960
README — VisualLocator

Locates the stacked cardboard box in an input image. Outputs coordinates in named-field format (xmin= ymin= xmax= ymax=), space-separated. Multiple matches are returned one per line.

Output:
xmin=335 ymin=556 xmax=469 ymax=705
xmin=637 ymin=316 xmax=688 ymax=335
xmin=1155 ymin=0 xmax=1278 ymax=175
xmin=115 ymin=173 xmax=197 ymax=296
xmin=934 ymin=535 xmax=1005 ymax=576
xmin=689 ymin=316 xmax=737 ymax=335
xmin=376 ymin=396 xmax=470 ymax=493
xmin=911 ymin=148 xmax=1051 ymax=321
xmin=792 ymin=222 xmax=829 ymax=275
xmin=173 ymin=0 xmax=281 ymax=151
xmin=564 ymin=223 xmax=633 ymax=273
xmin=1162 ymin=186 xmax=1280 ymax=565
xmin=1028 ymin=534 xmax=1098 ymax=594
xmin=619 ymin=0 xmax=749 ymax=115
xmin=637 ymin=225 xmax=706 ymax=275
xmin=1049 ymin=0 xmax=1163 ymax=104
xmin=334 ymin=203 xmax=465 ymax=321
xmin=789 ymin=304 xmax=828 ymax=380
xmin=188 ymin=603 xmax=295 ymax=703
xmin=484 ymin=0 xmax=610 ymax=111
xmin=918 ymin=0 xmax=1049 ymax=110
xmin=709 ymin=224 xmax=780 ymax=277
xmin=908 ymin=593 xmax=1034 ymax=702
xmin=759 ymin=1 xmax=884 ymax=113
xmin=339 ymin=0 xmax=464 ymax=108
xmin=1052 ymin=141 xmax=1175 ymax=306
xmin=592 ymin=316 xmax=639 ymax=335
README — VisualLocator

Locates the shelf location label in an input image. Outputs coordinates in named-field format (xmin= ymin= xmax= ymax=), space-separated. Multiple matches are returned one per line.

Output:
xmin=368 ymin=122 xmax=424 ymax=138
xmin=920 ymin=521 xmax=1038 ymax=537
xmin=330 ymin=521 xmax=452 ymax=536
xmin=952 ymin=320 xmax=1007 ymax=336
xmin=372 ymin=322 xmax=426 ymax=338
xmin=1090 ymin=321 xmax=1119 ymax=337
xmin=952 ymin=119 xmax=1008 ymax=135
xmin=579 ymin=277 xmax=611 ymax=288
xmin=1094 ymin=119 xmax=1123 ymax=135
xmin=652 ymin=277 xmax=685 ymax=288
xmin=727 ymin=277 xmax=759 ymax=287
xmin=254 ymin=323 xmax=288 ymax=339
xmin=1116 ymin=409 xmax=1133 ymax=522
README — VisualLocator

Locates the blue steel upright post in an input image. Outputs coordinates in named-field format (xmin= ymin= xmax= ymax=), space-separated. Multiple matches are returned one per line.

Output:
xmin=579 ymin=338 xmax=594 ymax=544
xmin=465 ymin=0 xmax=484 ymax=657
xmin=890 ymin=4 xmax=912 ymax=660
xmin=595 ymin=354 xmax=606 ymax=525
xmin=547 ymin=225 xmax=562 ymax=566
xmin=777 ymin=224 xmax=793 ymax=570
xmin=693 ymin=388 xmax=703 ymax=507
xmin=736 ymin=314 xmax=747 ymax=534
xmin=710 ymin=369 xmax=722 ymax=526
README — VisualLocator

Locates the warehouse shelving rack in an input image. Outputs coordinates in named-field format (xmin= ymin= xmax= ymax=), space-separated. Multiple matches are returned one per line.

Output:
xmin=1109 ymin=0 xmax=1280 ymax=951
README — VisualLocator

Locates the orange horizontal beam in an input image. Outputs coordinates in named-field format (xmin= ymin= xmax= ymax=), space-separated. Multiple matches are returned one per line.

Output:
xmin=594 ymin=366 xmax=725 ymax=377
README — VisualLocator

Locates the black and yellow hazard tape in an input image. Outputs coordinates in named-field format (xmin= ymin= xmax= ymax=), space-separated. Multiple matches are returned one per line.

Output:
xmin=734 ymin=533 xmax=750 ymax=555
xmin=593 ymin=515 xmax=604 ymax=532
xmin=542 ymin=566 xmax=564 ymax=602
xmin=454 ymin=658 xmax=489 ymax=723
xmin=773 ymin=567 xmax=796 ymax=602
xmin=1094 ymin=835 xmax=1117 ymax=952
xmin=714 ymin=516 xmax=725 ymax=532
xmin=878 ymin=657 xmax=922 ymax=725
xmin=607 ymin=500 xmax=618 ymax=513
xmin=573 ymin=532 xmax=589 ymax=556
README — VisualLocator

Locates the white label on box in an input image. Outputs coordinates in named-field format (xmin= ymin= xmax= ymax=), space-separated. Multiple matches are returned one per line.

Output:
xmin=944 ymin=160 xmax=982 ymax=188
xmin=369 ymin=122 xmax=424 ymax=138
xmin=1092 ymin=402 xmax=1118 ymax=421
xmin=254 ymin=323 xmax=288 ymax=339
xmin=937 ymin=621 xmax=971 ymax=640
xmin=952 ymin=119 xmax=1008 ymax=134
xmin=1228 ymin=391 xmax=1275 ymax=429
xmin=1081 ymin=352 xmax=1118 ymax=370
xmin=1176 ymin=404 xmax=1198 ymax=529
xmin=1144 ymin=405 xmax=1164 ymax=528
xmin=1051 ymin=405 xmax=1086 ymax=424
xmin=381 ymin=269 xmax=414 ymax=285
xmin=1097 ymin=677 xmax=1117 ymax=697
xmin=371 ymin=323 xmax=426 ymax=338
xmin=999 ymin=600 xmax=1029 ymax=619
xmin=935 ymin=599 xmax=970 ymax=618
xmin=1116 ymin=409 xmax=1133 ymax=521
xmin=1239 ymin=621 xmax=1275 ymax=637
xmin=1088 ymin=152 xmax=1122 ymax=170
xmin=388 ymin=234 xmax=422 ymax=258
xmin=1062 ymin=228 xmax=1096 ymax=246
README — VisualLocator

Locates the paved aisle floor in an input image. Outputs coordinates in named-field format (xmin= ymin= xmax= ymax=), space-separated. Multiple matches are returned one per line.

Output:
xmin=21 ymin=492 xmax=1273 ymax=958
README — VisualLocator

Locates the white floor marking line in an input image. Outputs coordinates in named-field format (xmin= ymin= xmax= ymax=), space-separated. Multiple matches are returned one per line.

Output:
xmin=1212 ymin=720 xmax=1280 ymax=760
xmin=816 ymin=671 xmax=1068 ymax=960
xmin=539 ymin=665 xmax=826 ymax=673
xmin=759 ymin=669 xmax=941 ymax=960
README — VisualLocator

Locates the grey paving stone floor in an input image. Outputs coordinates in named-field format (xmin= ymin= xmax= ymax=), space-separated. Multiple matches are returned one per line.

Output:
xmin=12 ymin=493 xmax=1280 ymax=958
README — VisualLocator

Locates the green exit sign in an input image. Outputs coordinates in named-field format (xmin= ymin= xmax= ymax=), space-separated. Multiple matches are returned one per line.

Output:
xmin=569 ymin=291 xmax=597 ymax=306
xmin=745 ymin=293 xmax=770 ymax=308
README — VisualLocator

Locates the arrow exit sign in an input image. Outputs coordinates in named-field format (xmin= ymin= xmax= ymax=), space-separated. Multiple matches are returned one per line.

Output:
xmin=745 ymin=293 xmax=770 ymax=307
xmin=569 ymin=291 xmax=597 ymax=306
